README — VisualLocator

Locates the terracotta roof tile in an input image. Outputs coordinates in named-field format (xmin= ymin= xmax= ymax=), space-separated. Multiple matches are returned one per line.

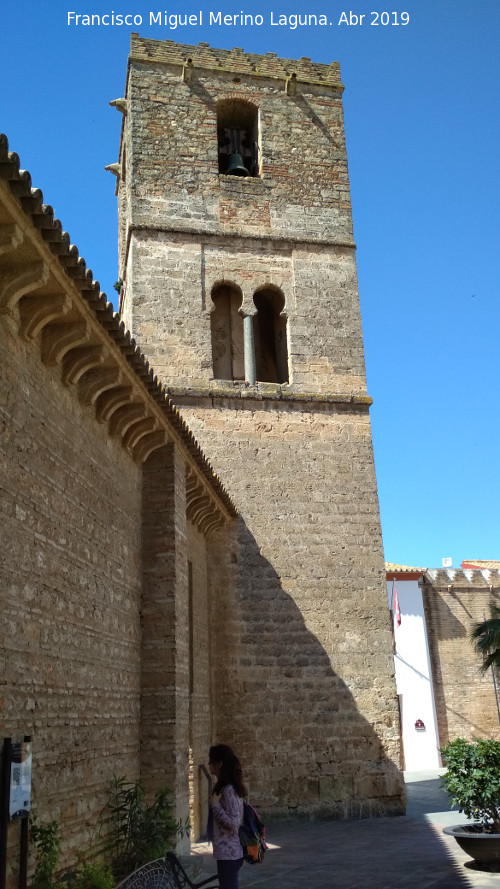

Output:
xmin=385 ymin=563 xmax=426 ymax=574
xmin=0 ymin=132 xmax=237 ymax=518
xmin=461 ymin=559 xmax=500 ymax=570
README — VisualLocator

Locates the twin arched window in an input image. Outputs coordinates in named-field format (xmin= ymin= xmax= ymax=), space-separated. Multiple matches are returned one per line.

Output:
xmin=210 ymin=284 xmax=288 ymax=383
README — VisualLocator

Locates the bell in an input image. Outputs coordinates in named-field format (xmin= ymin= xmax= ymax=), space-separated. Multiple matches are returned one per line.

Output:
xmin=225 ymin=152 xmax=249 ymax=177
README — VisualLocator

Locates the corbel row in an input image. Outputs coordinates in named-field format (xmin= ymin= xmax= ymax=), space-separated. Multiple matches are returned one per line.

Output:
xmin=0 ymin=133 xmax=237 ymax=527
xmin=0 ymin=225 xmax=168 ymax=464
xmin=186 ymin=469 xmax=227 ymax=538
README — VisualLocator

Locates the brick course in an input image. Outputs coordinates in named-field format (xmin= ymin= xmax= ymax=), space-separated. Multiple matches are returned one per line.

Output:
xmin=422 ymin=570 xmax=500 ymax=744
xmin=1 ymin=311 xmax=143 ymax=869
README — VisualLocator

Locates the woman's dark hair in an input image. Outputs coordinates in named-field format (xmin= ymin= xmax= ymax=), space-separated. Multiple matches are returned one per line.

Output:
xmin=209 ymin=744 xmax=247 ymax=798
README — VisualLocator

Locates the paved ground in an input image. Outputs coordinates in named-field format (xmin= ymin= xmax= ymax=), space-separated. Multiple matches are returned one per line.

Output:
xmin=191 ymin=770 xmax=500 ymax=889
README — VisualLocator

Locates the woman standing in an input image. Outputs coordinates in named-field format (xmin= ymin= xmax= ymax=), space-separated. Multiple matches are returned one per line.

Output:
xmin=208 ymin=744 xmax=246 ymax=889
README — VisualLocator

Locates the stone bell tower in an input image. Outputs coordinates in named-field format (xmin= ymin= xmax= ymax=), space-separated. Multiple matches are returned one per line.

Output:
xmin=114 ymin=35 xmax=405 ymax=819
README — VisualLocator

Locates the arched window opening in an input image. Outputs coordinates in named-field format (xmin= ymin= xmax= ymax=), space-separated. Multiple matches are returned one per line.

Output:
xmin=217 ymin=100 xmax=259 ymax=177
xmin=210 ymin=284 xmax=245 ymax=381
xmin=253 ymin=289 xmax=289 ymax=384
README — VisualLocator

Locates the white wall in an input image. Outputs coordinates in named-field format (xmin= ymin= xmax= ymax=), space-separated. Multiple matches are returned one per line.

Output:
xmin=387 ymin=578 xmax=441 ymax=771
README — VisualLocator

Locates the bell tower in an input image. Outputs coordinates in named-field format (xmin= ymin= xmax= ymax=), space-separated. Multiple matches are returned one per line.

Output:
xmin=115 ymin=35 xmax=405 ymax=819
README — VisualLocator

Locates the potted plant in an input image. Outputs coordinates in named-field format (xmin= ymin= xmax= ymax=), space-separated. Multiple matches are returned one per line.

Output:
xmin=441 ymin=737 xmax=500 ymax=865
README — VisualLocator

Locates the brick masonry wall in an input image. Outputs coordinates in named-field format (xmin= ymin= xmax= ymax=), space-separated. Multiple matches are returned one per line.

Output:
xmin=0 ymin=312 xmax=143 ymax=875
xmin=422 ymin=571 xmax=500 ymax=745
xmin=117 ymin=36 xmax=405 ymax=818
xmin=121 ymin=39 xmax=352 ymax=247
xmin=186 ymin=522 xmax=211 ymax=839
xmin=141 ymin=444 xmax=188 ymax=812
xmin=141 ymin=448 xmax=226 ymax=839
xmin=125 ymin=234 xmax=366 ymax=395
xmin=178 ymin=397 xmax=404 ymax=818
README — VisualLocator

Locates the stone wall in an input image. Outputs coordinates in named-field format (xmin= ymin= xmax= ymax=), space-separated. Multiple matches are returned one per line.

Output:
xmin=119 ymin=36 xmax=350 ymax=247
xmin=178 ymin=396 xmax=403 ymax=817
xmin=186 ymin=521 xmax=212 ymax=839
xmin=421 ymin=570 xmax=500 ymax=745
xmin=0 ymin=136 xmax=236 ymax=883
xmin=117 ymin=36 xmax=405 ymax=818
xmin=1 ymin=310 xmax=143 ymax=870
xmin=124 ymin=233 xmax=366 ymax=395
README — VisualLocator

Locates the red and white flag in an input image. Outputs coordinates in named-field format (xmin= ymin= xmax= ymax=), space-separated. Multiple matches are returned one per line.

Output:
xmin=392 ymin=579 xmax=401 ymax=627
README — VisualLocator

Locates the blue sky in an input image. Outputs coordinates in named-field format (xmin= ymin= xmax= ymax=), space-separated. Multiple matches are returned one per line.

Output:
xmin=2 ymin=0 xmax=499 ymax=569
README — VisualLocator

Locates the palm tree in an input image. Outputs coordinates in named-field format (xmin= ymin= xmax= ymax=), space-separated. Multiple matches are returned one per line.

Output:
xmin=471 ymin=607 xmax=500 ymax=673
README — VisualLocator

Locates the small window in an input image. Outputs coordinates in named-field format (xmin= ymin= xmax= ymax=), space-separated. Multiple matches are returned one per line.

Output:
xmin=211 ymin=284 xmax=245 ymax=380
xmin=217 ymin=100 xmax=259 ymax=177
xmin=253 ymin=289 xmax=289 ymax=383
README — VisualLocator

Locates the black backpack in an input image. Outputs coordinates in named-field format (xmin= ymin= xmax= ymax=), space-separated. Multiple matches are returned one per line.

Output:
xmin=238 ymin=801 xmax=268 ymax=864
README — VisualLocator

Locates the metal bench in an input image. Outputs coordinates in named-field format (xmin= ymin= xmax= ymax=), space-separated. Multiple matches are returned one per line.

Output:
xmin=115 ymin=853 xmax=219 ymax=889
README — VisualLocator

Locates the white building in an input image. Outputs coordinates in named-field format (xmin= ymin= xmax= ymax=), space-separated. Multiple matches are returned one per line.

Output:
xmin=386 ymin=565 xmax=441 ymax=771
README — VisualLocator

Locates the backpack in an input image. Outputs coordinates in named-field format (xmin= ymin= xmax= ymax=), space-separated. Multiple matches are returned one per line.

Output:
xmin=238 ymin=801 xmax=268 ymax=864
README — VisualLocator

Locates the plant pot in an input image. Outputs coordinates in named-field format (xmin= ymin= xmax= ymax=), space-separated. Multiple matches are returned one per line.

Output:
xmin=443 ymin=824 xmax=500 ymax=864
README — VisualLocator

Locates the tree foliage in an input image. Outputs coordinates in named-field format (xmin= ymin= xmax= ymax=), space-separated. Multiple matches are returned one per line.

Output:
xmin=471 ymin=607 xmax=500 ymax=673
xmin=441 ymin=737 xmax=500 ymax=831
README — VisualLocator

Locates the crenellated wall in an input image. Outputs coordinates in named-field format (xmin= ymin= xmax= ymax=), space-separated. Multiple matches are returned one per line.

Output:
xmin=421 ymin=569 xmax=500 ymax=745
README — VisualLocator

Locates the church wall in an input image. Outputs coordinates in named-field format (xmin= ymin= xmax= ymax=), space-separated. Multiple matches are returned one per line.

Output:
xmin=116 ymin=36 xmax=405 ymax=819
xmin=0 ymin=312 xmax=143 ymax=868
xmin=186 ymin=522 xmax=211 ymax=839
xmin=121 ymin=40 xmax=352 ymax=247
xmin=140 ymin=444 xmax=189 ymax=819
xmin=125 ymin=233 xmax=367 ymax=396
xmin=421 ymin=571 xmax=500 ymax=745
xmin=0 ymin=128 xmax=238 ymax=883
xmin=140 ymin=452 xmax=229 ymax=840
xmin=177 ymin=397 xmax=404 ymax=818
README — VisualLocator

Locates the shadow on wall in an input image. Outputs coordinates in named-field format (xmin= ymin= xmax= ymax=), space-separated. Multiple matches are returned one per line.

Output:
xmin=421 ymin=578 xmax=500 ymax=746
xmin=209 ymin=519 xmax=406 ymax=822
xmin=428 ymin=593 xmax=470 ymax=641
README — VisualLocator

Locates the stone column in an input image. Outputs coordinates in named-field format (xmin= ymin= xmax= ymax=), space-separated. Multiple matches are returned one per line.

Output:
xmin=243 ymin=314 xmax=256 ymax=385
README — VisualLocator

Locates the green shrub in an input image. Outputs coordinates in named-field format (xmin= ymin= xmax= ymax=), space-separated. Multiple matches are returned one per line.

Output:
xmin=30 ymin=818 xmax=114 ymax=889
xmin=30 ymin=816 xmax=61 ymax=889
xmin=100 ymin=777 xmax=186 ymax=881
xmin=441 ymin=737 xmax=500 ymax=831
xmin=60 ymin=858 xmax=114 ymax=889
xmin=29 ymin=778 xmax=186 ymax=888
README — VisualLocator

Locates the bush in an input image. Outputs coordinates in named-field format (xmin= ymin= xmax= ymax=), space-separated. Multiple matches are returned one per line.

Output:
xmin=100 ymin=777 xmax=186 ymax=882
xmin=30 ymin=816 xmax=60 ymax=889
xmin=29 ymin=778 xmax=186 ymax=888
xmin=29 ymin=818 xmax=113 ymax=889
xmin=441 ymin=737 xmax=500 ymax=831
xmin=59 ymin=859 xmax=114 ymax=889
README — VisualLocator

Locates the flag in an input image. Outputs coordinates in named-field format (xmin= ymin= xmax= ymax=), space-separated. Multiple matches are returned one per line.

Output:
xmin=392 ymin=579 xmax=401 ymax=627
